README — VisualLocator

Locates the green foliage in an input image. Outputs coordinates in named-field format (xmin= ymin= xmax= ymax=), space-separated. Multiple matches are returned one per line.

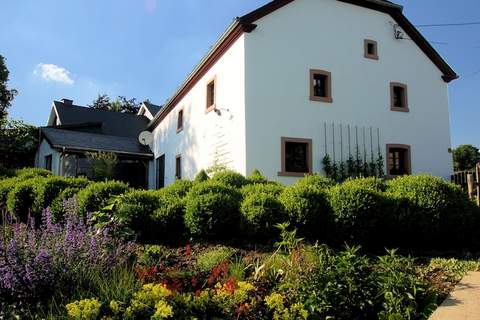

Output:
xmin=33 ymin=176 xmax=84 ymax=214
xmin=453 ymin=144 xmax=479 ymax=171
xmin=279 ymin=183 xmax=330 ymax=238
xmin=50 ymin=187 xmax=82 ymax=221
xmin=328 ymin=183 xmax=387 ymax=244
xmin=194 ymin=169 xmax=209 ymax=183
xmin=85 ymin=151 xmax=118 ymax=181
xmin=211 ymin=170 xmax=248 ymax=188
xmin=240 ymin=182 xmax=284 ymax=197
xmin=184 ymin=181 xmax=241 ymax=238
xmin=294 ymin=174 xmax=336 ymax=191
xmin=248 ymin=169 xmax=269 ymax=184
xmin=88 ymin=94 xmax=142 ymax=114
xmin=240 ymin=185 xmax=286 ymax=238
xmin=196 ymin=247 xmax=235 ymax=272
xmin=0 ymin=177 xmax=22 ymax=204
xmin=387 ymin=175 xmax=476 ymax=246
xmin=0 ymin=55 xmax=18 ymax=120
xmin=342 ymin=176 xmax=387 ymax=192
xmin=15 ymin=167 xmax=52 ymax=179
xmin=77 ymin=181 xmax=130 ymax=215
xmin=6 ymin=178 xmax=40 ymax=221
xmin=66 ymin=298 xmax=102 ymax=320
xmin=162 ymin=179 xmax=194 ymax=198
xmin=0 ymin=120 xmax=38 ymax=169
xmin=152 ymin=191 xmax=186 ymax=241
xmin=427 ymin=258 xmax=480 ymax=282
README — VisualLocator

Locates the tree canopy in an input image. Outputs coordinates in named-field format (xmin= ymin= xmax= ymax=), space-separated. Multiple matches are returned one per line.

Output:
xmin=0 ymin=55 xmax=18 ymax=121
xmin=88 ymin=94 xmax=142 ymax=114
xmin=0 ymin=118 xmax=38 ymax=169
xmin=453 ymin=144 xmax=479 ymax=171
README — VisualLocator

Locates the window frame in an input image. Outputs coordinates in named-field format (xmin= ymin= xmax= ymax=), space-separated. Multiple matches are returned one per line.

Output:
xmin=205 ymin=76 xmax=217 ymax=113
xmin=278 ymin=137 xmax=313 ymax=177
xmin=309 ymin=69 xmax=333 ymax=103
xmin=156 ymin=154 xmax=165 ymax=189
xmin=176 ymin=108 xmax=184 ymax=133
xmin=364 ymin=39 xmax=379 ymax=60
xmin=390 ymin=82 xmax=409 ymax=112
xmin=45 ymin=154 xmax=52 ymax=171
xmin=175 ymin=154 xmax=182 ymax=180
xmin=386 ymin=144 xmax=412 ymax=178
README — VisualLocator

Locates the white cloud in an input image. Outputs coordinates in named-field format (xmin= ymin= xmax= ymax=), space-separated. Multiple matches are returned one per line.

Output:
xmin=33 ymin=63 xmax=74 ymax=85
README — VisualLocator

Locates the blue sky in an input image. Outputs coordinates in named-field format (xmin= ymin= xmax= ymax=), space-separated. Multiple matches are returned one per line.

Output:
xmin=1 ymin=0 xmax=479 ymax=147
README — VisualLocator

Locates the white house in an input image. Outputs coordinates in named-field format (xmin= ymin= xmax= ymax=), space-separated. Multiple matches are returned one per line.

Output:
xmin=36 ymin=0 xmax=458 ymax=189
xmin=145 ymin=0 xmax=457 ymax=188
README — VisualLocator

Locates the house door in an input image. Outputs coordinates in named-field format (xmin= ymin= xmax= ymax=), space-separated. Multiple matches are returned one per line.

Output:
xmin=156 ymin=154 xmax=165 ymax=189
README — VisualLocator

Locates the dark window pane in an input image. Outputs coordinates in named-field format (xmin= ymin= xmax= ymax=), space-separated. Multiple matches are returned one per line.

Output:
xmin=175 ymin=156 xmax=181 ymax=179
xmin=389 ymin=148 xmax=407 ymax=175
xmin=45 ymin=155 xmax=52 ymax=171
xmin=156 ymin=155 xmax=165 ymax=189
xmin=393 ymin=86 xmax=405 ymax=108
xmin=177 ymin=110 xmax=183 ymax=130
xmin=313 ymin=74 xmax=328 ymax=97
xmin=207 ymin=81 xmax=215 ymax=108
xmin=368 ymin=43 xmax=375 ymax=55
xmin=285 ymin=142 xmax=309 ymax=173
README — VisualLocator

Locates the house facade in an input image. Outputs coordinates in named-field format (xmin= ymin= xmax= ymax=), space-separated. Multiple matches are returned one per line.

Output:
xmin=145 ymin=0 xmax=457 ymax=188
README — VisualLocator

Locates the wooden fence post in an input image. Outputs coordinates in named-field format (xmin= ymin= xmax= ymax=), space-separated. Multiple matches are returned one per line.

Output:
xmin=477 ymin=163 xmax=480 ymax=206
xmin=467 ymin=174 xmax=475 ymax=200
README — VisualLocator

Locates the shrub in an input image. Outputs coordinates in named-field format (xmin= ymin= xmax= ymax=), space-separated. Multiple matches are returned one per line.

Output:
xmin=247 ymin=169 xmax=269 ymax=184
xmin=240 ymin=187 xmax=286 ymax=238
xmin=197 ymin=247 xmax=235 ymax=272
xmin=6 ymin=178 xmax=40 ymax=221
xmin=194 ymin=170 xmax=210 ymax=183
xmin=279 ymin=184 xmax=330 ymax=238
xmin=50 ymin=187 xmax=82 ymax=222
xmin=386 ymin=175 xmax=476 ymax=246
xmin=328 ymin=183 xmax=387 ymax=244
xmin=32 ymin=177 xmax=71 ymax=214
xmin=294 ymin=174 xmax=336 ymax=191
xmin=0 ymin=177 xmax=22 ymax=205
xmin=15 ymin=167 xmax=52 ymax=179
xmin=240 ymin=182 xmax=284 ymax=197
xmin=66 ymin=298 xmax=102 ymax=320
xmin=184 ymin=181 xmax=241 ymax=238
xmin=152 ymin=191 xmax=186 ymax=241
xmin=342 ymin=176 xmax=387 ymax=192
xmin=77 ymin=181 xmax=130 ymax=215
xmin=162 ymin=179 xmax=194 ymax=198
xmin=211 ymin=170 xmax=248 ymax=188
xmin=116 ymin=190 xmax=163 ymax=241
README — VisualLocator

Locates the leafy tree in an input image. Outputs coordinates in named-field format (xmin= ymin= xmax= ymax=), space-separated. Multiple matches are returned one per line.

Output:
xmin=0 ymin=55 xmax=18 ymax=121
xmin=453 ymin=144 xmax=479 ymax=171
xmin=88 ymin=94 xmax=142 ymax=114
xmin=0 ymin=119 xmax=38 ymax=169
xmin=85 ymin=151 xmax=118 ymax=181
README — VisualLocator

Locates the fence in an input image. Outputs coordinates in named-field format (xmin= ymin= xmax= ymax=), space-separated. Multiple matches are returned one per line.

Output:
xmin=451 ymin=164 xmax=480 ymax=205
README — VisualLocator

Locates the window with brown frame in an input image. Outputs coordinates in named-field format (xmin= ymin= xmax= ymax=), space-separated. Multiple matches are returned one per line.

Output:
xmin=279 ymin=137 xmax=312 ymax=177
xmin=175 ymin=155 xmax=182 ymax=180
xmin=386 ymin=144 xmax=411 ymax=177
xmin=310 ymin=69 xmax=332 ymax=103
xmin=177 ymin=109 xmax=184 ymax=133
xmin=390 ymin=82 xmax=409 ymax=112
xmin=364 ymin=39 xmax=379 ymax=60
xmin=206 ymin=78 xmax=216 ymax=112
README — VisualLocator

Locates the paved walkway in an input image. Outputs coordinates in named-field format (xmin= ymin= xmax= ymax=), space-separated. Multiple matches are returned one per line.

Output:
xmin=430 ymin=272 xmax=480 ymax=320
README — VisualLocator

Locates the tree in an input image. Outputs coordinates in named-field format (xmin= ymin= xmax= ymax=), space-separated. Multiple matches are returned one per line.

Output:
xmin=0 ymin=55 xmax=18 ymax=121
xmin=85 ymin=151 xmax=118 ymax=181
xmin=453 ymin=144 xmax=479 ymax=171
xmin=0 ymin=119 xmax=38 ymax=169
xmin=88 ymin=94 xmax=141 ymax=114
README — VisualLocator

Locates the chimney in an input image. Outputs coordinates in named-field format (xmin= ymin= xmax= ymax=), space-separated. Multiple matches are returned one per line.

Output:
xmin=61 ymin=98 xmax=73 ymax=105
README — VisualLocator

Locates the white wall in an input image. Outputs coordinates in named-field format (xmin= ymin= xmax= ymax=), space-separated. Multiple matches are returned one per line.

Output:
xmin=244 ymin=0 xmax=453 ymax=183
xmin=35 ymin=139 xmax=61 ymax=175
xmin=149 ymin=34 xmax=247 ymax=188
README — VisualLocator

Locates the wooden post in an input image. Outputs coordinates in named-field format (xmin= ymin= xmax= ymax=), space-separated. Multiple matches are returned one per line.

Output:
xmin=467 ymin=173 xmax=474 ymax=200
xmin=477 ymin=163 xmax=480 ymax=206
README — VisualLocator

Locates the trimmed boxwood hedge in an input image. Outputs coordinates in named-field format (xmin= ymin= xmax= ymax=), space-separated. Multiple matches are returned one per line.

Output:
xmin=162 ymin=179 xmax=194 ymax=198
xmin=77 ymin=181 xmax=130 ymax=215
xmin=295 ymin=174 xmax=336 ymax=191
xmin=153 ymin=191 xmax=186 ymax=241
xmin=0 ymin=177 xmax=22 ymax=205
xmin=15 ymin=168 xmax=52 ymax=179
xmin=211 ymin=170 xmax=248 ymax=188
xmin=342 ymin=177 xmax=387 ymax=192
xmin=50 ymin=187 xmax=82 ymax=221
xmin=184 ymin=181 xmax=242 ymax=239
xmin=6 ymin=178 xmax=41 ymax=221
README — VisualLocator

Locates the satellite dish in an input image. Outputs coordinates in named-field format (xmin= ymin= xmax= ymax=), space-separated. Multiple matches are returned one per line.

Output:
xmin=138 ymin=131 xmax=154 ymax=146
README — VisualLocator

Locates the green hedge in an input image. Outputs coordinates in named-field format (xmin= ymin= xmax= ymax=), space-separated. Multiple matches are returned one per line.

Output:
xmin=0 ymin=177 xmax=22 ymax=205
xmin=328 ymin=183 xmax=388 ymax=244
xmin=211 ymin=170 xmax=248 ymax=188
xmin=386 ymin=175 xmax=477 ymax=247
xmin=295 ymin=174 xmax=336 ymax=191
xmin=184 ymin=181 xmax=242 ymax=239
xmin=77 ymin=181 xmax=130 ymax=215
xmin=6 ymin=178 xmax=41 ymax=221
xmin=15 ymin=168 xmax=52 ymax=179
xmin=153 ymin=191 xmax=186 ymax=241
xmin=342 ymin=177 xmax=387 ymax=192
xmin=162 ymin=179 xmax=194 ymax=198
xmin=50 ymin=187 xmax=82 ymax=221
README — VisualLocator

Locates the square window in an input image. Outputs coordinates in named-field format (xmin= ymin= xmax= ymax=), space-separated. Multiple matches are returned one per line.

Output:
xmin=364 ymin=39 xmax=379 ymax=60
xmin=279 ymin=137 xmax=312 ymax=177
xmin=310 ymin=70 xmax=332 ymax=103
xmin=175 ymin=155 xmax=182 ymax=180
xmin=206 ymin=78 xmax=216 ymax=112
xmin=387 ymin=144 xmax=411 ymax=176
xmin=390 ymin=83 xmax=409 ymax=112
xmin=177 ymin=109 xmax=184 ymax=133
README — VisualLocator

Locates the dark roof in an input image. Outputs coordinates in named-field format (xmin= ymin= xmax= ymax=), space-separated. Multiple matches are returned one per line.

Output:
xmin=143 ymin=102 xmax=163 ymax=117
xmin=53 ymin=100 xmax=150 ymax=138
xmin=41 ymin=127 xmax=153 ymax=158
xmin=148 ymin=0 xmax=457 ymax=130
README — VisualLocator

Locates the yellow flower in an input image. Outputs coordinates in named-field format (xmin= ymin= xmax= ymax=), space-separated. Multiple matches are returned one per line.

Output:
xmin=152 ymin=300 xmax=174 ymax=319
xmin=66 ymin=298 xmax=102 ymax=320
